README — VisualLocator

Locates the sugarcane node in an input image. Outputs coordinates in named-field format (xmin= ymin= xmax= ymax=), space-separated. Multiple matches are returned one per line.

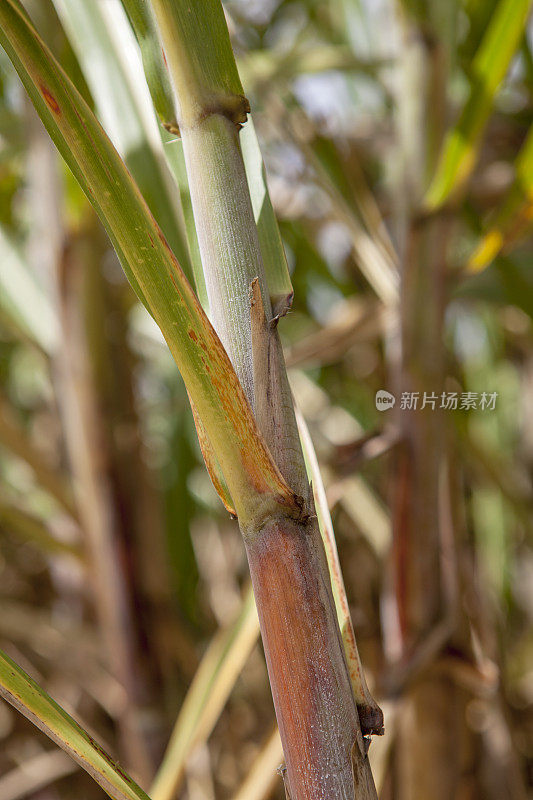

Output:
xmin=275 ymin=489 xmax=309 ymax=523
xmin=194 ymin=92 xmax=251 ymax=129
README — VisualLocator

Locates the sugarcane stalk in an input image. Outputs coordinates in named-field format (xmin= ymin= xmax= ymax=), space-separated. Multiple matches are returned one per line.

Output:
xmin=148 ymin=2 xmax=377 ymax=797
xmin=123 ymin=0 xmax=382 ymax=739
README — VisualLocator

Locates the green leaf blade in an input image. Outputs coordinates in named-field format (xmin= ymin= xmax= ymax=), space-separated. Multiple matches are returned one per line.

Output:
xmin=0 ymin=649 xmax=151 ymax=800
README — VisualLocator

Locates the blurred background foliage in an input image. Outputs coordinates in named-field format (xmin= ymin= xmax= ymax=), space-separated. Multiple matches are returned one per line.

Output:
xmin=0 ymin=0 xmax=532 ymax=798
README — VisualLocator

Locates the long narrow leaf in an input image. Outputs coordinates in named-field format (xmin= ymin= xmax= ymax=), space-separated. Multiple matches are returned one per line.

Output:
xmin=117 ymin=0 xmax=207 ymax=304
xmin=0 ymin=649 xmax=152 ymax=800
xmin=120 ymin=0 xmax=177 ymax=129
xmin=164 ymin=136 xmax=208 ymax=306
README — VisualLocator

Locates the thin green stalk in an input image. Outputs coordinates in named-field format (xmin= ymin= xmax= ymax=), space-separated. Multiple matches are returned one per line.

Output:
xmin=165 ymin=137 xmax=207 ymax=307
xmin=120 ymin=0 xmax=177 ymax=131
xmin=149 ymin=0 xmax=307 ymax=495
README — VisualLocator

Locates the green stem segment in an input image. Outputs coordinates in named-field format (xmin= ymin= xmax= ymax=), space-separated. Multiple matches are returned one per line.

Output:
xmin=150 ymin=0 xmax=307 ymax=496
xmin=181 ymin=113 xmax=263 ymax=404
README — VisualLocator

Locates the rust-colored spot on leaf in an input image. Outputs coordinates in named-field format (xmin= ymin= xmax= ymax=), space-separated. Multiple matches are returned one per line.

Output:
xmin=39 ymin=84 xmax=61 ymax=115
xmin=188 ymin=329 xmax=198 ymax=342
